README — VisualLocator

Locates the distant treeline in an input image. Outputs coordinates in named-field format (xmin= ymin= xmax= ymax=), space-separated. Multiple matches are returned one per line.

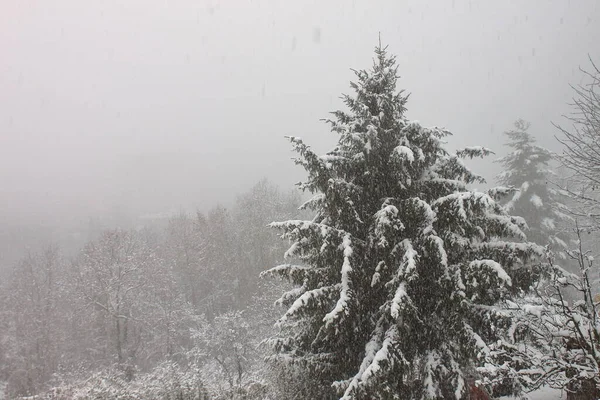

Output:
xmin=0 ymin=179 xmax=301 ymax=399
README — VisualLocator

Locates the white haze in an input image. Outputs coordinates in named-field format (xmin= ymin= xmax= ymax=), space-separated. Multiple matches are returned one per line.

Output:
xmin=1 ymin=0 xmax=599 ymax=267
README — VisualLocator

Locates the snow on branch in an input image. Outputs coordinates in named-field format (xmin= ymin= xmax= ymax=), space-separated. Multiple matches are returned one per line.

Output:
xmin=429 ymin=235 xmax=448 ymax=269
xmin=484 ymin=213 xmax=528 ymax=240
xmin=339 ymin=321 xmax=386 ymax=397
xmin=423 ymin=350 xmax=444 ymax=398
xmin=269 ymin=220 xmax=355 ymax=244
xmin=433 ymin=154 xmax=487 ymax=185
xmin=279 ymin=284 xmax=341 ymax=323
xmin=299 ymin=193 xmax=325 ymax=211
xmin=530 ymin=194 xmax=543 ymax=208
xmin=393 ymin=145 xmax=415 ymax=163
xmin=405 ymin=197 xmax=436 ymax=234
xmin=455 ymin=146 xmax=494 ymax=159
xmin=261 ymin=263 xmax=311 ymax=282
xmin=433 ymin=191 xmax=494 ymax=221
xmin=361 ymin=326 xmax=401 ymax=383
xmin=468 ymin=260 xmax=512 ymax=287
xmin=373 ymin=203 xmax=404 ymax=248
xmin=274 ymin=285 xmax=307 ymax=307
xmin=388 ymin=240 xmax=419 ymax=320
xmin=341 ymin=326 xmax=402 ymax=399
xmin=323 ymin=234 xmax=354 ymax=327
xmin=390 ymin=282 xmax=411 ymax=320
xmin=464 ymin=322 xmax=491 ymax=355
xmin=487 ymin=186 xmax=513 ymax=201
xmin=397 ymin=239 xmax=418 ymax=279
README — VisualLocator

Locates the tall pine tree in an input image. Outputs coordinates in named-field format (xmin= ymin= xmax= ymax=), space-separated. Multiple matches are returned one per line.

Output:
xmin=496 ymin=119 xmax=572 ymax=258
xmin=265 ymin=45 xmax=543 ymax=399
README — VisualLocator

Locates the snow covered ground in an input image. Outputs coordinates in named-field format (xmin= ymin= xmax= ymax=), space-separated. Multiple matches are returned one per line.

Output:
xmin=500 ymin=387 xmax=565 ymax=399
xmin=0 ymin=381 xmax=569 ymax=400
xmin=527 ymin=387 xmax=565 ymax=399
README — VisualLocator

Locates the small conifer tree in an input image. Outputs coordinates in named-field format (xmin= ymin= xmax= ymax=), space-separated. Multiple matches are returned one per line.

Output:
xmin=497 ymin=119 xmax=572 ymax=258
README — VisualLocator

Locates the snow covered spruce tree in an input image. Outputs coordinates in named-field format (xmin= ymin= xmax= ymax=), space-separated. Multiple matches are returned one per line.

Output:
xmin=496 ymin=119 xmax=572 ymax=257
xmin=264 ymin=45 xmax=543 ymax=399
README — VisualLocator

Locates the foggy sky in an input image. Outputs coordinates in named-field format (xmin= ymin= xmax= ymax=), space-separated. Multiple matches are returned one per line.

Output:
xmin=1 ymin=0 xmax=599 ymax=228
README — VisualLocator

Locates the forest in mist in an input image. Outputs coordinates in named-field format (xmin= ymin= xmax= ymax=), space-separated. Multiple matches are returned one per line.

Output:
xmin=2 ymin=1 xmax=600 ymax=400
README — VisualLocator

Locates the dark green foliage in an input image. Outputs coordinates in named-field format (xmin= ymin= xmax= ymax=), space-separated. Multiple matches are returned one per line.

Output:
xmin=266 ymin=45 xmax=543 ymax=399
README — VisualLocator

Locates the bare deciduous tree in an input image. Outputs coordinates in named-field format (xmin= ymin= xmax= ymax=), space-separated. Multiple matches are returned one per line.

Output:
xmin=1 ymin=246 xmax=65 ymax=395
xmin=498 ymin=223 xmax=600 ymax=399
xmin=555 ymin=59 xmax=600 ymax=225
xmin=73 ymin=230 xmax=150 ymax=366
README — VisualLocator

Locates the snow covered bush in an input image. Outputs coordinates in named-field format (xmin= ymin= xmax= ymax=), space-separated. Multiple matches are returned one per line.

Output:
xmin=264 ymin=44 xmax=543 ymax=399
xmin=190 ymin=311 xmax=253 ymax=394
xmin=14 ymin=363 xmax=210 ymax=400
xmin=483 ymin=224 xmax=600 ymax=399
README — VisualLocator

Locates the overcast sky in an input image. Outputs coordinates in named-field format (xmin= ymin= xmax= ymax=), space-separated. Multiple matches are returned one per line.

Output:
xmin=1 ymin=0 xmax=599 ymax=228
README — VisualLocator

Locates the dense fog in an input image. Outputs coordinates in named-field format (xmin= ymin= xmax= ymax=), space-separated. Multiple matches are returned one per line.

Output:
xmin=2 ymin=1 xmax=599 ymax=267
xmin=1 ymin=1 xmax=600 ymax=399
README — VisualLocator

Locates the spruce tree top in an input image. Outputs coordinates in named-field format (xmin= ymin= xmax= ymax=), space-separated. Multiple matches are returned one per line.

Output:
xmin=497 ymin=119 xmax=552 ymax=191
xmin=266 ymin=45 xmax=543 ymax=399
xmin=496 ymin=120 xmax=572 ymax=254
